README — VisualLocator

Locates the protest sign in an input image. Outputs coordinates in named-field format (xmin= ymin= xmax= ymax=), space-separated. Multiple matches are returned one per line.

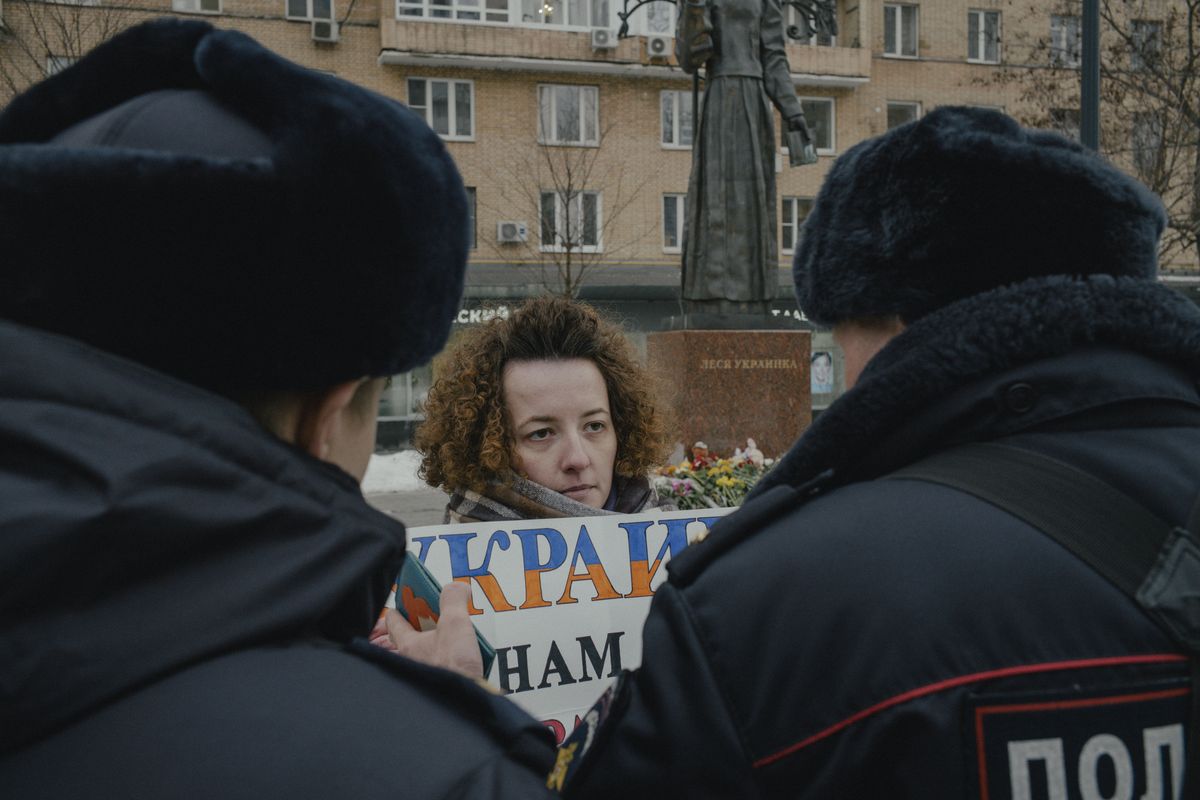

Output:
xmin=402 ymin=507 xmax=734 ymax=743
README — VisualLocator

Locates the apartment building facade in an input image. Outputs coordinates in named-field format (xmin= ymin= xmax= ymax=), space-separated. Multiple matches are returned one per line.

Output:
xmin=2 ymin=0 xmax=1195 ymax=442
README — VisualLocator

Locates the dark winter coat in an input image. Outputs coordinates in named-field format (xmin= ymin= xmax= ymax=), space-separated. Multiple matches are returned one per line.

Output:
xmin=0 ymin=319 xmax=556 ymax=799
xmin=565 ymin=276 xmax=1198 ymax=798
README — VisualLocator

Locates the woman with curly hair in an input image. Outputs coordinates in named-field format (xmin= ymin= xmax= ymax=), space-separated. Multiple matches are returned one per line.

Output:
xmin=416 ymin=296 xmax=671 ymax=522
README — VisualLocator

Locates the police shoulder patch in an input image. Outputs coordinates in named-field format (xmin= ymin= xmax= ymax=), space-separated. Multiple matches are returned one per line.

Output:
xmin=547 ymin=673 xmax=626 ymax=793
xmin=967 ymin=680 xmax=1190 ymax=800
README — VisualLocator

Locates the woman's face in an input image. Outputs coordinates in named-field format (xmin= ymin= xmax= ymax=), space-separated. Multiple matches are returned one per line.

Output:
xmin=811 ymin=354 xmax=832 ymax=385
xmin=503 ymin=358 xmax=617 ymax=509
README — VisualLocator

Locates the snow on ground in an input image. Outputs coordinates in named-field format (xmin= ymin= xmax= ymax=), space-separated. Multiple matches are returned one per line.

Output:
xmin=362 ymin=450 xmax=425 ymax=494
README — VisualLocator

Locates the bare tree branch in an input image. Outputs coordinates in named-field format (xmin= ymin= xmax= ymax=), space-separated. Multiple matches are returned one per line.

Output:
xmin=478 ymin=116 xmax=654 ymax=297
xmin=1 ymin=0 xmax=134 ymax=103
xmin=984 ymin=0 xmax=1199 ymax=266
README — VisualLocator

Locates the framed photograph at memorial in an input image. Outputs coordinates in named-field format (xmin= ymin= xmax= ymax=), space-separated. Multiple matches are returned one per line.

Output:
xmin=811 ymin=350 xmax=834 ymax=394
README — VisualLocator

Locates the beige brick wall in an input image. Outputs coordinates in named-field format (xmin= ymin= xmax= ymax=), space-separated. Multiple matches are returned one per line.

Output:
xmin=2 ymin=0 xmax=1194 ymax=271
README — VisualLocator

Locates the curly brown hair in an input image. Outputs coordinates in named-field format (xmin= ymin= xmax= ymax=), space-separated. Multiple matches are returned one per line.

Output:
xmin=415 ymin=296 xmax=668 ymax=494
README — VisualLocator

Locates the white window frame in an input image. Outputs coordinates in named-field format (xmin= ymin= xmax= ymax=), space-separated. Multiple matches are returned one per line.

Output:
xmin=407 ymin=78 xmax=476 ymax=141
xmin=886 ymin=101 xmax=921 ymax=130
xmin=518 ymin=0 xmax=608 ymax=28
xmin=538 ymin=84 xmax=599 ymax=146
xmin=287 ymin=0 xmax=333 ymax=20
xmin=639 ymin=0 xmax=674 ymax=34
xmin=540 ymin=189 xmax=603 ymax=253
xmin=45 ymin=55 xmax=77 ymax=75
xmin=967 ymin=9 xmax=1000 ymax=63
xmin=1129 ymin=19 xmax=1161 ymax=71
xmin=662 ymin=193 xmax=686 ymax=252
xmin=661 ymin=89 xmax=700 ymax=149
xmin=397 ymin=0 xmax=509 ymax=22
xmin=783 ymin=97 xmax=836 ymax=156
xmin=781 ymin=196 xmax=813 ymax=254
xmin=173 ymin=0 xmax=221 ymax=12
xmin=883 ymin=3 xmax=918 ymax=58
xmin=1050 ymin=14 xmax=1081 ymax=67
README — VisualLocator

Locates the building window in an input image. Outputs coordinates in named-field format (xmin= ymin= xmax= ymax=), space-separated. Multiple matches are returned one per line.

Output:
xmin=781 ymin=196 xmax=813 ymax=253
xmin=520 ymin=0 xmax=608 ymax=27
xmin=1050 ymin=14 xmax=1081 ymax=67
xmin=1130 ymin=19 xmax=1161 ymax=71
xmin=407 ymin=78 xmax=474 ymax=140
xmin=1132 ymin=112 xmax=1163 ymax=179
xmin=538 ymin=85 xmax=599 ymax=146
xmin=643 ymin=0 xmax=674 ymax=33
xmin=661 ymin=90 xmax=701 ymax=148
xmin=1049 ymin=107 xmax=1081 ymax=141
xmin=886 ymin=101 xmax=920 ymax=129
xmin=287 ymin=0 xmax=332 ymax=19
xmin=173 ymin=0 xmax=221 ymax=11
xmin=883 ymin=4 xmax=918 ymax=58
xmin=398 ymin=0 xmax=508 ymax=21
xmin=379 ymin=366 xmax=433 ymax=420
xmin=783 ymin=97 xmax=835 ymax=155
xmin=540 ymin=190 xmax=602 ymax=252
xmin=663 ymin=193 xmax=686 ymax=252
xmin=466 ymin=187 xmax=477 ymax=249
xmin=787 ymin=2 xmax=835 ymax=46
xmin=967 ymin=9 xmax=999 ymax=63
xmin=45 ymin=56 xmax=77 ymax=75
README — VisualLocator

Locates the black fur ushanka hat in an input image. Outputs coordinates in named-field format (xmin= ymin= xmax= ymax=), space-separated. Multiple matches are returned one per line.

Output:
xmin=0 ymin=18 xmax=468 ymax=393
xmin=793 ymin=106 xmax=1167 ymax=326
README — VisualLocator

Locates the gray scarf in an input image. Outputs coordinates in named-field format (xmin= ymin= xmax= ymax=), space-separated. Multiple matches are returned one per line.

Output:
xmin=444 ymin=474 xmax=668 ymax=523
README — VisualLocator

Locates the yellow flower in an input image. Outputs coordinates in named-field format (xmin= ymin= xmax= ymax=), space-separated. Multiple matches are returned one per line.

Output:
xmin=715 ymin=476 xmax=735 ymax=488
xmin=707 ymin=467 xmax=721 ymax=477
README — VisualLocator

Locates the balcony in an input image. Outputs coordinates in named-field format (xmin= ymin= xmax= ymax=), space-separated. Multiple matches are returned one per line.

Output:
xmin=379 ymin=0 xmax=868 ymax=84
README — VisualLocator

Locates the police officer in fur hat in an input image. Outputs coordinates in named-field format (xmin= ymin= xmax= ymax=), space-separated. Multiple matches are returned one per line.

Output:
xmin=561 ymin=107 xmax=1200 ymax=797
xmin=0 ymin=18 xmax=557 ymax=797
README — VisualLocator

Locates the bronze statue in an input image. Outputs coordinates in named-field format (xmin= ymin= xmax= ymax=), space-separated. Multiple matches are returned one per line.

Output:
xmin=677 ymin=0 xmax=817 ymax=316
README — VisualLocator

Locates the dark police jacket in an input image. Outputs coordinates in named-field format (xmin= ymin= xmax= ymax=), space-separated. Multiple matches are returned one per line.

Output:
xmin=565 ymin=276 xmax=1198 ymax=799
xmin=0 ymin=319 xmax=556 ymax=799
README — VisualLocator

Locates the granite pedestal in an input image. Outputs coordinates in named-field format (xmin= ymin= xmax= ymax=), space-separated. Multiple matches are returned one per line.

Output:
xmin=647 ymin=329 xmax=812 ymax=458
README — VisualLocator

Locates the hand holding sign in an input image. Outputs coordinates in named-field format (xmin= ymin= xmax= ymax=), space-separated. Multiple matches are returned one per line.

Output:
xmin=407 ymin=508 xmax=734 ymax=741
xmin=387 ymin=582 xmax=484 ymax=680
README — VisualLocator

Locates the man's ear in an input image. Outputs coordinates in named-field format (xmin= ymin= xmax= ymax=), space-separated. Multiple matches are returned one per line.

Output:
xmin=293 ymin=379 xmax=364 ymax=461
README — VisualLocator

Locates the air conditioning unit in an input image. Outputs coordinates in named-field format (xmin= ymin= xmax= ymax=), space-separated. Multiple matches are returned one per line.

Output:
xmin=497 ymin=221 xmax=529 ymax=243
xmin=647 ymin=34 xmax=672 ymax=58
xmin=311 ymin=19 xmax=339 ymax=43
xmin=591 ymin=28 xmax=617 ymax=49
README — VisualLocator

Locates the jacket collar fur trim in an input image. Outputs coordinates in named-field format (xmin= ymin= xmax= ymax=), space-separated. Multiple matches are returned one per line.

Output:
xmin=755 ymin=276 xmax=1200 ymax=497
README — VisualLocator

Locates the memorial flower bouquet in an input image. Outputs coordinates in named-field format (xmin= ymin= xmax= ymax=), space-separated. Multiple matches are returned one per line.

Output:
xmin=653 ymin=440 xmax=774 ymax=510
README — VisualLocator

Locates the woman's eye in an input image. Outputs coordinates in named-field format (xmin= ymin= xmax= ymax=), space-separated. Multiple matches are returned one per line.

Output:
xmin=528 ymin=428 xmax=552 ymax=441
xmin=584 ymin=421 xmax=607 ymax=433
